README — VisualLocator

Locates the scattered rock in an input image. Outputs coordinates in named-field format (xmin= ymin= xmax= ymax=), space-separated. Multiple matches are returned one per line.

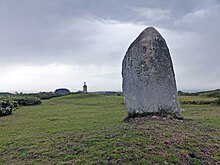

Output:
xmin=152 ymin=116 xmax=159 ymax=119
xmin=124 ymin=114 xmax=184 ymax=123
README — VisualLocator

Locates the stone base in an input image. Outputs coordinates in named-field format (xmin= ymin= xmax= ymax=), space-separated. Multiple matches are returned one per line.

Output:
xmin=125 ymin=110 xmax=183 ymax=120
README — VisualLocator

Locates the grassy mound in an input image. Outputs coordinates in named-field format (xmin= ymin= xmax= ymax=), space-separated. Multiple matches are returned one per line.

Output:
xmin=0 ymin=94 xmax=219 ymax=164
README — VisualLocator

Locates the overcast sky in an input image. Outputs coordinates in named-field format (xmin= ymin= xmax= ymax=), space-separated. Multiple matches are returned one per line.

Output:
xmin=0 ymin=0 xmax=219 ymax=92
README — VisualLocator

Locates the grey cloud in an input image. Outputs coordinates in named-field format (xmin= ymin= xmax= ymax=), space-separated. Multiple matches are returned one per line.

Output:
xmin=0 ymin=0 xmax=220 ymax=91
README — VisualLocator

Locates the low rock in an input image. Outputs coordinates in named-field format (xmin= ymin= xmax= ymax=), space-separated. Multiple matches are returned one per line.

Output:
xmin=54 ymin=88 xmax=71 ymax=95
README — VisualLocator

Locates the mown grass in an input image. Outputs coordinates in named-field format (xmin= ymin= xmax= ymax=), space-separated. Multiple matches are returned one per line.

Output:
xmin=179 ymin=96 xmax=217 ymax=105
xmin=179 ymin=96 xmax=217 ymax=102
xmin=0 ymin=94 xmax=219 ymax=164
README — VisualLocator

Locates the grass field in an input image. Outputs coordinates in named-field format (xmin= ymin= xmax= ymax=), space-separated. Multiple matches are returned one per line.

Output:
xmin=0 ymin=94 xmax=219 ymax=164
xmin=179 ymin=96 xmax=217 ymax=105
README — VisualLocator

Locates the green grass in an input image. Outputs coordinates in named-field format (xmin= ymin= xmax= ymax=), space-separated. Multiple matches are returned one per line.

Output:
xmin=179 ymin=96 xmax=217 ymax=104
xmin=0 ymin=94 xmax=219 ymax=164
xmin=179 ymin=96 xmax=217 ymax=102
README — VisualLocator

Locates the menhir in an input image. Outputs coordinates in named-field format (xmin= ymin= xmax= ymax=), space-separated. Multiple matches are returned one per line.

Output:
xmin=122 ymin=27 xmax=182 ymax=117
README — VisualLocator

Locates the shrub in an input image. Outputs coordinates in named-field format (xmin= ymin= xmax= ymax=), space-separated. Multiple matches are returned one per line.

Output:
xmin=180 ymin=100 xmax=216 ymax=105
xmin=36 ymin=92 xmax=58 ymax=100
xmin=216 ymin=98 xmax=220 ymax=105
xmin=13 ymin=97 xmax=41 ymax=106
xmin=0 ymin=98 xmax=19 ymax=116
xmin=17 ymin=92 xmax=59 ymax=100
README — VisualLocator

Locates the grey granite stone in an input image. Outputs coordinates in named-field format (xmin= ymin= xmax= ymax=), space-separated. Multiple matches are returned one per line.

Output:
xmin=122 ymin=27 xmax=181 ymax=117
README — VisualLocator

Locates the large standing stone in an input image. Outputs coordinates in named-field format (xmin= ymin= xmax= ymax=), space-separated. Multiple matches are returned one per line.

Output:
xmin=122 ymin=27 xmax=181 ymax=117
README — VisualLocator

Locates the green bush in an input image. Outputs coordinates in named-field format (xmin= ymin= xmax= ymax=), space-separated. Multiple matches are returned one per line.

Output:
xmin=0 ymin=98 xmax=19 ymax=116
xmin=198 ymin=90 xmax=220 ymax=98
xmin=181 ymin=98 xmax=220 ymax=105
xmin=17 ymin=92 xmax=59 ymax=100
xmin=36 ymin=92 xmax=58 ymax=100
xmin=13 ymin=97 xmax=41 ymax=106
xmin=178 ymin=89 xmax=220 ymax=98
xmin=180 ymin=100 xmax=216 ymax=105
xmin=0 ymin=96 xmax=41 ymax=116
xmin=216 ymin=98 xmax=220 ymax=105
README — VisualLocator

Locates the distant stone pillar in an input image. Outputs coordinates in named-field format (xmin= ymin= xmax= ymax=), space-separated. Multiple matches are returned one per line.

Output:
xmin=83 ymin=82 xmax=88 ymax=94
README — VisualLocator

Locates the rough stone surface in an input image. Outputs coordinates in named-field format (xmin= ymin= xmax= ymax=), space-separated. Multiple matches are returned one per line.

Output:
xmin=122 ymin=27 xmax=181 ymax=117
xmin=54 ymin=88 xmax=71 ymax=95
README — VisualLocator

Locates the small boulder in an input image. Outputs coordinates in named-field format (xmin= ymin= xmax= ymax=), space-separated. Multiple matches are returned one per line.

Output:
xmin=54 ymin=88 xmax=71 ymax=95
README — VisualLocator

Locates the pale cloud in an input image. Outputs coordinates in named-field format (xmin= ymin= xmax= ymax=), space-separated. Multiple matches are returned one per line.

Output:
xmin=131 ymin=7 xmax=171 ymax=21
xmin=0 ymin=63 xmax=122 ymax=92
xmin=174 ymin=4 xmax=220 ymax=29
xmin=160 ymin=27 xmax=220 ymax=90
xmin=0 ymin=17 xmax=145 ymax=66
xmin=0 ymin=16 xmax=146 ymax=92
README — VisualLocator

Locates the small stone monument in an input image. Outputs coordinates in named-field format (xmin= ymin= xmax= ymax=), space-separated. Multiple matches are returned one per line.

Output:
xmin=122 ymin=27 xmax=181 ymax=117
xmin=83 ymin=82 xmax=88 ymax=94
